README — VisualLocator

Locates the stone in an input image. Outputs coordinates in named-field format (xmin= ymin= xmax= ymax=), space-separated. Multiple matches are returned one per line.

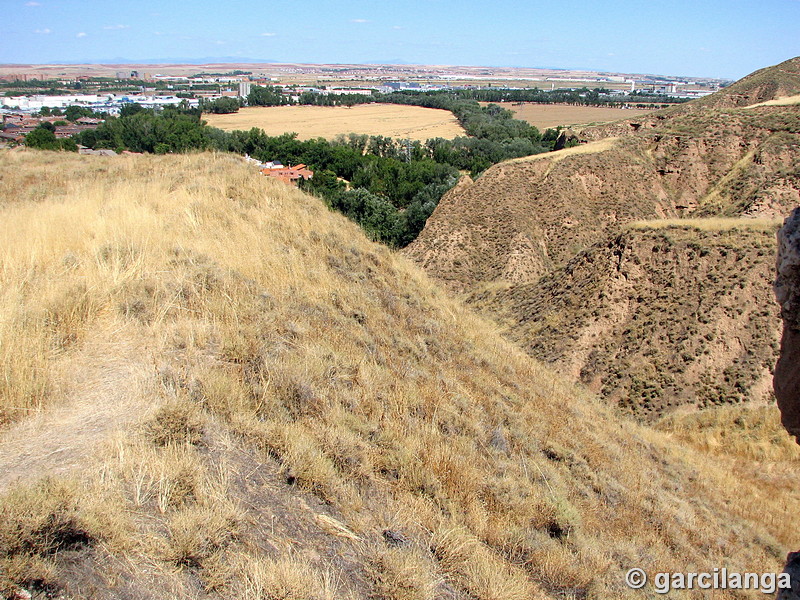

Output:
xmin=774 ymin=207 xmax=800 ymax=444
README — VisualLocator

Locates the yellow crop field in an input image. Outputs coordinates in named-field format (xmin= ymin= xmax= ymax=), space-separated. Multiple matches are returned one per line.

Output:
xmin=482 ymin=102 xmax=661 ymax=130
xmin=205 ymin=103 xmax=466 ymax=140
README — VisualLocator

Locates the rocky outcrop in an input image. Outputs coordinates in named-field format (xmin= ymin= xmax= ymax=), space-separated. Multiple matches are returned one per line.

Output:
xmin=777 ymin=551 xmax=800 ymax=599
xmin=775 ymin=207 xmax=800 ymax=443
xmin=553 ymin=128 xmax=580 ymax=151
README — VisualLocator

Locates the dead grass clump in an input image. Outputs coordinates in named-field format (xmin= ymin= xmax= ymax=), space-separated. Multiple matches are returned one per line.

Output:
xmin=271 ymin=422 xmax=341 ymax=499
xmin=430 ymin=527 xmax=538 ymax=600
xmin=522 ymin=543 xmax=596 ymax=597
xmin=231 ymin=555 xmax=340 ymax=600
xmin=272 ymin=369 xmax=326 ymax=421
xmin=145 ymin=399 xmax=205 ymax=447
xmin=0 ymin=324 xmax=50 ymax=425
xmin=198 ymin=367 xmax=257 ymax=421
xmin=0 ymin=478 xmax=94 ymax=556
xmin=367 ymin=546 xmax=439 ymax=600
xmin=165 ymin=504 xmax=240 ymax=570
xmin=125 ymin=444 xmax=204 ymax=512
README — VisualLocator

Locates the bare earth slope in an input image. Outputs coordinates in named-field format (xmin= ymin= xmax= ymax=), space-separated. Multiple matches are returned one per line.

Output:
xmin=405 ymin=57 xmax=800 ymax=418
xmin=1 ymin=151 xmax=798 ymax=599
xmin=469 ymin=222 xmax=781 ymax=418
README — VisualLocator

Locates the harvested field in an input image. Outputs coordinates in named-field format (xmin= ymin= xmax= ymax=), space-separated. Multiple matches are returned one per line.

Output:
xmin=205 ymin=103 xmax=466 ymax=140
xmin=481 ymin=102 xmax=661 ymax=130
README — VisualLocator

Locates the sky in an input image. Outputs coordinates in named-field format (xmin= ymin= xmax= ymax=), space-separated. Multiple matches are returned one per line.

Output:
xmin=2 ymin=0 xmax=800 ymax=80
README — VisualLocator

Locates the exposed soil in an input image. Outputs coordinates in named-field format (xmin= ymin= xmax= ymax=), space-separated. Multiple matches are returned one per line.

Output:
xmin=0 ymin=321 xmax=153 ymax=493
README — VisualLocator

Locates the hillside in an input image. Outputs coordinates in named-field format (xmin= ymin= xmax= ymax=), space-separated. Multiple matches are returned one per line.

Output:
xmin=1 ymin=150 xmax=798 ymax=599
xmin=468 ymin=221 xmax=781 ymax=418
xmin=691 ymin=56 xmax=800 ymax=109
xmin=405 ymin=57 xmax=800 ymax=417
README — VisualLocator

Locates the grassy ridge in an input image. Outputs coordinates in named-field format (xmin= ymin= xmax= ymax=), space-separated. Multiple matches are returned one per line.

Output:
xmin=0 ymin=150 xmax=797 ymax=598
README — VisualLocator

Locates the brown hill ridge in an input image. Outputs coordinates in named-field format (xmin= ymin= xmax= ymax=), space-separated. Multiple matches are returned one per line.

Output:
xmin=692 ymin=56 xmax=800 ymax=109
xmin=405 ymin=57 xmax=800 ymax=417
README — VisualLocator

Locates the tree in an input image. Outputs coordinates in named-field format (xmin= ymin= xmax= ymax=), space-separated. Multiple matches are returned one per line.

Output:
xmin=25 ymin=127 xmax=60 ymax=149
xmin=120 ymin=103 xmax=144 ymax=118
xmin=247 ymin=85 xmax=287 ymax=106
xmin=24 ymin=125 xmax=75 ymax=152
xmin=65 ymin=105 xmax=94 ymax=122
xmin=200 ymin=97 xmax=241 ymax=114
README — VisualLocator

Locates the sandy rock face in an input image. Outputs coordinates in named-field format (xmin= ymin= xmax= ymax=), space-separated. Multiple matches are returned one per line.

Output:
xmin=775 ymin=207 xmax=800 ymax=443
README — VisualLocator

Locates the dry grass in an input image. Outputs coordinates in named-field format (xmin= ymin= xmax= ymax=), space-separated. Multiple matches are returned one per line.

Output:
xmin=232 ymin=555 xmax=342 ymax=600
xmin=658 ymin=405 xmax=800 ymax=463
xmin=0 ymin=149 xmax=797 ymax=598
xmin=744 ymin=94 xmax=800 ymax=108
xmin=482 ymin=102 xmax=659 ymax=130
xmin=508 ymin=137 xmax=618 ymax=165
xmin=367 ymin=546 xmax=440 ymax=600
xmin=627 ymin=217 xmax=783 ymax=231
xmin=204 ymin=104 xmax=466 ymax=140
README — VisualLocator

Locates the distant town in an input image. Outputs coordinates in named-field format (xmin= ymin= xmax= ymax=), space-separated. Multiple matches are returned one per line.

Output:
xmin=0 ymin=62 xmax=727 ymax=116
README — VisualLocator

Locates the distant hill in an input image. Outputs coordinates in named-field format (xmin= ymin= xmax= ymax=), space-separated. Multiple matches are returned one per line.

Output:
xmin=692 ymin=56 xmax=800 ymax=109
xmin=406 ymin=56 xmax=800 ymax=418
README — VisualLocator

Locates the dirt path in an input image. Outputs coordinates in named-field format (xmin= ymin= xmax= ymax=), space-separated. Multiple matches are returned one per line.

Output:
xmin=0 ymin=321 xmax=155 ymax=493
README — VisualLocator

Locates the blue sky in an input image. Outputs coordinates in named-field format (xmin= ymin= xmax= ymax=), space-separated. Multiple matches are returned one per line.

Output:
xmin=3 ymin=0 xmax=799 ymax=79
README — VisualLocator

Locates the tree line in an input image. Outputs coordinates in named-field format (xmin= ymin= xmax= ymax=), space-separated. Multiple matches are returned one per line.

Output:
xmin=22 ymin=90 xmax=563 ymax=247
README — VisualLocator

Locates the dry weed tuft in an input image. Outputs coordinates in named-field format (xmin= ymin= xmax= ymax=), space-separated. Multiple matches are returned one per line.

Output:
xmin=165 ymin=504 xmax=241 ymax=569
xmin=145 ymin=398 xmax=205 ymax=447
xmin=232 ymin=555 xmax=341 ymax=600
xmin=368 ymin=546 xmax=439 ymax=600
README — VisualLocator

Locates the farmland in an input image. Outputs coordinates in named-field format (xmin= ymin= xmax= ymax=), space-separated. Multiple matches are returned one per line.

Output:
xmin=205 ymin=103 xmax=466 ymax=140
xmin=482 ymin=102 xmax=661 ymax=130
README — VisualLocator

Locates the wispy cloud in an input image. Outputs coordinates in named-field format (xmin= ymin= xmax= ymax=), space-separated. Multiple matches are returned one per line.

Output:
xmin=25 ymin=1 xmax=41 ymax=6
xmin=76 ymin=32 xmax=87 ymax=38
xmin=261 ymin=32 xmax=276 ymax=37
xmin=351 ymin=18 xmax=369 ymax=23
xmin=34 ymin=28 xmax=51 ymax=34
xmin=103 ymin=24 xmax=129 ymax=30
xmin=392 ymin=25 xmax=404 ymax=30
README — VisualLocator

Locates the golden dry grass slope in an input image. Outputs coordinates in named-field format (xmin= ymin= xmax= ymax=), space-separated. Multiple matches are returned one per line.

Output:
xmin=205 ymin=104 xmax=466 ymax=141
xmin=405 ymin=57 xmax=800 ymax=418
xmin=1 ymin=150 xmax=798 ymax=599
